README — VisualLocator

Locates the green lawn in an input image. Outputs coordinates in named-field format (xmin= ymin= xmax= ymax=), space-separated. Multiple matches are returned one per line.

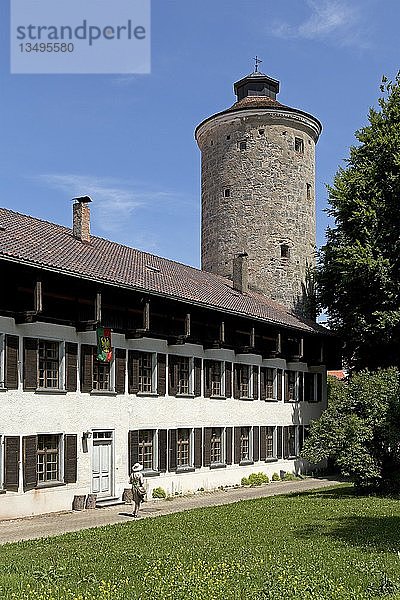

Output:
xmin=1 ymin=485 xmax=400 ymax=599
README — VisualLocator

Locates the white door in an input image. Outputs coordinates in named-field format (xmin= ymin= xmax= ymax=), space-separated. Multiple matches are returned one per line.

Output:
xmin=92 ymin=432 xmax=113 ymax=497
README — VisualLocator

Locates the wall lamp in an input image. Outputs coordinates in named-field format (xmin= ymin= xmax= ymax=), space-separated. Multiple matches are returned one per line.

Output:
xmin=83 ymin=430 xmax=92 ymax=439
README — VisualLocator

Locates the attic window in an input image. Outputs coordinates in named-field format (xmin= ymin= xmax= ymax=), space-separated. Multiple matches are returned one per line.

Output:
xmin=295 ymin=137 xmax=304 ymax=153
xmin=280 ymin=244 xmax=290 ymax=259
xmin=145 ymin=265 xmax=161 ymax=273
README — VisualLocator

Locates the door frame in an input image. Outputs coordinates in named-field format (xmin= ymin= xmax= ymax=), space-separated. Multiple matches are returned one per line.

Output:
xmin=91 ymin=429 xmax=115 ymax=498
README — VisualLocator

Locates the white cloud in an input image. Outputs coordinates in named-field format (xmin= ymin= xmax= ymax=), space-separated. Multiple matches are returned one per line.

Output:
xmin=35 ymin=173 xmax=180 ymax=247
xmin=271 ymin=0 xmax=367 ymax=48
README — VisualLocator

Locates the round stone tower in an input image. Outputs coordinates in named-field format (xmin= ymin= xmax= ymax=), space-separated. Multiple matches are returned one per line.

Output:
xmin=195 ymin=68 xmax=322 ymax=315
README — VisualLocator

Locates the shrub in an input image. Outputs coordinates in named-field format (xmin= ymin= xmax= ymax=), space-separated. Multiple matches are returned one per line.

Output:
xmin=282 ymin=472 xmax=298 ymax=481
xmin=241 ymin=476 xmax=249 ymax=486
xmin=152 ymin=487 xmax=166 ymax=499
xmin=272 ymin=472 xmax=280 ymax=481
xmin=242 ymin=473 xmax=269 ymax=487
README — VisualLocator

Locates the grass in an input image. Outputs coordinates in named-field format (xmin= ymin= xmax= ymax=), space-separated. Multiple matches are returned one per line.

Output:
xmin=1 ymin=484 xmax=400 ymax=599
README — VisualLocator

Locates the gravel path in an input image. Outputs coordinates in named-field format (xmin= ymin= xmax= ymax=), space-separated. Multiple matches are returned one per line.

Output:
xmin=0 ymin=477 xmax=344 ymax=545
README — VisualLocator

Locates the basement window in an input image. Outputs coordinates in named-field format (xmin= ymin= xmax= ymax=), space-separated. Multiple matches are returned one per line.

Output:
xmin=280 ymin=244 xmax=290 ymax=259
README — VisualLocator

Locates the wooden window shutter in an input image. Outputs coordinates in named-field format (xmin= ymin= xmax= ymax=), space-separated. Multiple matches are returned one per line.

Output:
xmin=23 ymin=435 xmax=37 ymax=491
xmin=225 ymin=362 xmax=232 ymax=397
xmin=277 ymin=426 xmax=283 ymax=459
xmin=298 ymin=426 xmax=304 ymax=452
xmin=115 ymin=348 xmax=126 ymax=394
xmin=234 ymin=427 xmax=241 ymax=464
xmin=298 ymin=372 xmax=304 ymax=403
xmin=203 ymin=427 xmax=212 ymax=467
xmin=80 ymin=344 xmax=94 ymax=393
xmin=158 ymin=429 xmax=167 ymax=472
xmin=253 ymin=366 xmax=259 ymax=400
xmin=283 ymin=427 xmax=289 ymax=459
xmin=253 ymin=426 xmax=260 ymax=462
xmin=225 ymin=427 xmax=233 ymax=465
xmin=194 ymin=428 xmax=202 ymax=468
xmin=4 ymin=436 xmax=20 ymax=491
xmin=203 ymin=360 xmax=211 ymax=398
xmin=64 ymin=434 xmax=77 ymax=483
xmin=194 ymin=358 xmax=202 ymax=397
xmin=128 ymin=351 xmax=140 ymax=394
xmin=260 ymin=426 xmax=267 ymax=461
xmin=157 ymin=354 xmax=166 ymax=395
xmin=284 ymin=371 xmax=289 ymax=402
xmin=23 ymin=337 xmax=38 ymax=391
xmin=168 ymin=355 xmax=178 ymax=396
xmin=260 ymin=368 xmax=266 ymax=401
xmin=128 ymin=430 xmax=139 ymax=474
xmin=5 ymin=335 xmax=19 ymax=389
xmin=168 ymin=429 xmax=177 ymax=471
xmin=65 ymin=342 xmax=78 ymax=392
xmin=233 ymin=365 xmax=240 ymax=399
xmin=277 ymin=369 xmax=283 ymax=401
xmin=317 ymin=373 xmax=323 ymax=402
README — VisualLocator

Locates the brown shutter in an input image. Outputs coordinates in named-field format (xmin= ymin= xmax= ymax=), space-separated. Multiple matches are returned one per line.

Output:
xmin=204 ymin=360 xmax=211 ymax=397
xmin=5 ymin=335 xmax=19 ymax=389
xmin=168 ymin=429 xmax=177 ymax=471
xmin=4 ymin=436 xmax=20 ymax=491
xmin=277 ymin=369 xmax=282 ymax=401
xmin=283 ymin=427 xmax=289 ymax=459
xmin=298 ymin=426 xmax=304 ymax=452
xmin=277 ymin=426 xmax=283 ymax=459
xmin=233 ymin=365 xmax=240 ymax=399
xmin=234 ymin=427 xmax=241 ymax=464
xmin=260 ymin=426 xmax=267 ymax=460
xmin=253 ymin=366 xmax=259 ymax=400
xmin=115 ymin=348 xmax=126 ymax=394
xmin=128 ymin=430 xmax=139 ymax=474
xmin=64 ymin=434 xmax=77 ymax=483
xmin=284 ymin=371 xmax=290 ymax=403
xmin=128 ymin=351 xmax=140 ymax=394
xmin=203 ymin=427 xmax=212 ymax=467
xmin=65 ymin=342 xmax=78 ymax=392
xmin=194 ymin=358 xmax=202 ymax=397
xmin=253 ymin=426 xmax=259 ymax=462
xmin=23 ymin=337 xmax=38 ymax=391
xmin=80 ymin=344 xmax=93 ymax=393
xmin=194 ymin=428 xmax=202 ymax=468
xmin=225 ymin=362 xmax=232 ymax=397
xmin=225 ymin=427 xmax=232 ymax=465
xmin=260 ymin=368 xmax=266 ymax=401
xmin=23 ymin=435 xmax=37 ymax=491
xmin=158 ymin=429 xmax=167 ymax=472
xmin=317 ymin=373 xmax=323 ymax=402
xmin=157 ymin=354 xmax=166 ymax=395
xmin=168 ymin=355 xmax=178 ymax=396
xmin=298 ymin=372 xmax=304 ymax=403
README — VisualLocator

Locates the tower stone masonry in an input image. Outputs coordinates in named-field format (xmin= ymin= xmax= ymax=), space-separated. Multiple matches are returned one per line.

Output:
xmin=195 ymin=69 xmax=322 ymax=316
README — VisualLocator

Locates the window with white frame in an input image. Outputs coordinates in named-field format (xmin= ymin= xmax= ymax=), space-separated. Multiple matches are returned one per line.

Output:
xmin=285 ymin=371 xmax=297 ymax=402
xmin=210 ymin=428 xmax=223 ymax=464
xmin=210 ymin=361 xmax=223 ymax=396
xmin=177 ymin=357 xmax=190 ymax=395
xmin=177 ymin=428 xmax=191 ymax=467
xmin=93 ymin=358 xmax=111 ymax=391
xmin=37 ymin=434 xmax=61 ymax=483
xmin=238 ymin=365 xmax=251 ymax=398
xmin=138 ymin=429 xmax=154 ymax=471
xmin=266 ymin=368 xmax=274 ymax=399
xmin=285 ymin=426 xmax=297 ymax=458
xmin=240 ymin=426 xmax=251 ymax=462
xmin=38 ymin=340 xmax=60 ymax=389
xmin=138 ymin=352 xmax=153 ymax=393
xmin=266 ymin=426 xmax=275 ymax=459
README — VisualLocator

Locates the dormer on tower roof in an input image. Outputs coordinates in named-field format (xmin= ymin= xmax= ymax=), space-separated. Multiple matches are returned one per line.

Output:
xmin=233 ymin=70 xmax=280 ymax=102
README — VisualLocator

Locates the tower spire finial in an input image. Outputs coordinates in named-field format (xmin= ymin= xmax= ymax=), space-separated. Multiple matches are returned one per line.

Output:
xmin=253 ymin=55 xmax=262 ymax=73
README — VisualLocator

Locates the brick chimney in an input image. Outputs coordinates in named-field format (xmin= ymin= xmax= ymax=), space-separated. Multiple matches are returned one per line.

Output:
xmin=72 ymin=196 xmax=92 ymax=243
xmin=232 ymin=252 xmax=248 ymax=293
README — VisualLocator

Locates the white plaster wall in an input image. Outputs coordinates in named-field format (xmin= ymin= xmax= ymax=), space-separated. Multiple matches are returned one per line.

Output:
xmin=0 ymin=317 xmax=326 ymax=519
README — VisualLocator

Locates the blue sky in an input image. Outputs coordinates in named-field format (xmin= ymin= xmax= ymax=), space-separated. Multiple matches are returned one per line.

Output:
xmin=0 ymin=0 xmax=399 ymax=268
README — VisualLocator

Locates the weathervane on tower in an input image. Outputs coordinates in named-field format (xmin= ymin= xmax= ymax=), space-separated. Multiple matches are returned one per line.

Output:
xmin=253 ymin=55 xmax=262 ymax=73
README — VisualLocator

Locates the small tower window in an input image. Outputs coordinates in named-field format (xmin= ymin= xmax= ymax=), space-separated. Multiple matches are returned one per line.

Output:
xmin=226 ymin=135 xmax=231 ymax=140
xmin=259 ymin=129 xmax=265 ymax=135
xmin=239 ymin=141 xmax=247 ymax=151
xmin=306 ymin=183 xmax=312 ymax=199
xmin=224 ymin=188 xmax=231 ymax=198
xmin=295 ymin=137 xmax=304 ymax=153
xmin=280 ymin=244 xmax=290 ymax=259
xmin=210 ymin=140 xmax=214 ymax=146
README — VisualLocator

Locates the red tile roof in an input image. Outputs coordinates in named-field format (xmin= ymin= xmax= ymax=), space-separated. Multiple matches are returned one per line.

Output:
xmin=0 ymin=207 xmax=326 ymax=334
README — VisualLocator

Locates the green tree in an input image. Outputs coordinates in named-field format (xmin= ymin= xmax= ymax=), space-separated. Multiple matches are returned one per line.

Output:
xmin=318 ymin=73 xmax=400 ymax=370
xmin=301 ymin=370 xmax=400 ymax=491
